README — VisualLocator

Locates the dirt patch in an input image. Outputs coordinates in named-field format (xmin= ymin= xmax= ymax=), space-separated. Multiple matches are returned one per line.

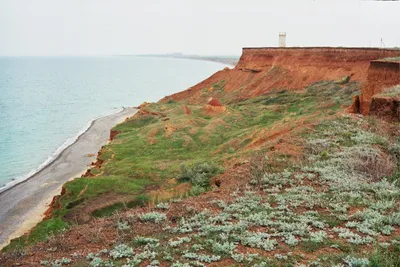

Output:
xmin=63 ymin=192 xmax=134 ymax=224
xmin=183 ymin=105 xmax=192 ymax=115
xmin=109 ymin=130 xmax=120 ymax=141
xmin=369 ymin=96 xmax=400 ymax=122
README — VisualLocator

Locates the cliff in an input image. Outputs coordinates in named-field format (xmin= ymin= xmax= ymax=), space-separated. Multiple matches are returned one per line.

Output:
xmin=163 ymin=47 xmax=400 ymax=104
xmin=2 ymin=48 xmax=400 ymax=266
xmin=359 ymin=60 xmax=400 ymax=115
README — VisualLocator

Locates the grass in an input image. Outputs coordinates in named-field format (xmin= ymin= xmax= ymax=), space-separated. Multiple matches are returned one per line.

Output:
xmin=381 ymin=57 xmax=400 ymax=62
xmin=376 ymin=84 xmax=400 ymax=98
xmin=369 ymin=246 xmax=400 ymax=267
xmin=3 ymin=76 xmax=400 ymax=266
xmin=3 ymin=80 xmax=362 ymax=252
xmin=4 ymin=218 xmax=68 ymax=252
xmin=91 ymin=194 xmax=152 ymax=218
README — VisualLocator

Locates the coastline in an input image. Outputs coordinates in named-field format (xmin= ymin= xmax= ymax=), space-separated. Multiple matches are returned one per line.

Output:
xmin=0 ymin=107 xmax=138 ymax=249
xmin=136 ymin=54 xmax=239 ymax=67
xmin=0 ymin=108 xmax=122 ymax=195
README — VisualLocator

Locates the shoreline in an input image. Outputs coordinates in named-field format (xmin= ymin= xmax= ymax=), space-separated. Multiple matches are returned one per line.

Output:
xmin=0 ymin=108 xmax=122 ymax=195
xmin=136 ymin=54 xmax=239 ymax=67
xmin=0 ymin=107 xmax=138 ymax=249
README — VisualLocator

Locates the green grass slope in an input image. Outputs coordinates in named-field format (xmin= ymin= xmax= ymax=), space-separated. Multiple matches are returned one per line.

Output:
xmin=2 ymin=78 xmax=400 ymax=266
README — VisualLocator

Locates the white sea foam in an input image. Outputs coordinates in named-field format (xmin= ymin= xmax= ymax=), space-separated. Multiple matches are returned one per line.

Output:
xmin=0 ymin=108 xmax=124 ymax=194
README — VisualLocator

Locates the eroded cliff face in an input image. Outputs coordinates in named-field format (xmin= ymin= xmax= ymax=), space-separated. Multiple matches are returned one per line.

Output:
xmin=369 ymin=96 xmax=400 ymax=122
xmin=162 ymin=47 xmax=400 ymax=104
xmin=359 ymin=60 xmax=400 ymax=115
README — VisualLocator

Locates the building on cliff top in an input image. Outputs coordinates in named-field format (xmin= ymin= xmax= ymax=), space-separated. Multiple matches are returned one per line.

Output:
xmin=279 ymin=32 xmax=286 ymax=47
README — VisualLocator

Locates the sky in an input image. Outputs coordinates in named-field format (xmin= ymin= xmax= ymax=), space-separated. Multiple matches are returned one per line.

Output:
xmin=0 ymin=0 xmax=399 ymax=56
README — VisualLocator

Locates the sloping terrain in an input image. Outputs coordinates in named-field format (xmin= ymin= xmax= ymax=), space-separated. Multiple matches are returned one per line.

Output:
xmin=1 ymin=48 xmax=399 ymax=266
xmin=162 ymin=48 xmax=400 ymax=104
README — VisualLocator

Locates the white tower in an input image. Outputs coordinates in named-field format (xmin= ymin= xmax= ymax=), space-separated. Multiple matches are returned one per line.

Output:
xmin=279 ymin=32 xmax=286 ymax=48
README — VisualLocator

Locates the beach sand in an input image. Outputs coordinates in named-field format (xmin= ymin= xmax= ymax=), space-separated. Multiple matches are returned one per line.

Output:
xmin=0 ymin=107 xmax=138 ymax=249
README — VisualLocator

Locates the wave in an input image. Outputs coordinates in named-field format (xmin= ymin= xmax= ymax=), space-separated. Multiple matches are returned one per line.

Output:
xmin=0 ymin=107 xmax=124 ymax=194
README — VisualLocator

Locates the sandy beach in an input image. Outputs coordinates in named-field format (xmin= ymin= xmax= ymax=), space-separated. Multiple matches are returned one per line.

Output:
xmin=0 ymin=107 xmax=138 ymax=249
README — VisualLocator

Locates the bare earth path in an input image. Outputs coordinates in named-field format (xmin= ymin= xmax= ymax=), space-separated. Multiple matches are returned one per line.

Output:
xmin=0 ymin=108 xmax=138 ymax=249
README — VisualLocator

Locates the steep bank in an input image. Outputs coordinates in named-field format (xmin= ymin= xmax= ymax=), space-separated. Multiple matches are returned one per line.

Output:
xmin=162 ymin=47 xmax=400 ymax=104
xmin=359 ymin=60 xmax=400 ymax=115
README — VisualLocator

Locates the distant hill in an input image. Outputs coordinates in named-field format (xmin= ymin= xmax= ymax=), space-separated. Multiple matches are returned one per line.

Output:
xmin=138 ymin=53 xmax=240 ymax=66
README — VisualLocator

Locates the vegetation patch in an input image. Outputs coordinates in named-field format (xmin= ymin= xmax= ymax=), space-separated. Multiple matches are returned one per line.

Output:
xmin=6 ymin=79 xmax=400 ymax=266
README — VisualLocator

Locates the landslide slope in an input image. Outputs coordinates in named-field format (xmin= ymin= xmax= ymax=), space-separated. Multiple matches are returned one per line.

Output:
xmin=1 ymin=48 xmax=400 ymax=267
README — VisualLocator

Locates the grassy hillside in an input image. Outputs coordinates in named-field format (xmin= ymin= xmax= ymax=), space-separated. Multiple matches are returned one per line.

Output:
xmin=1 ymin=78 xmax=400 ymax=266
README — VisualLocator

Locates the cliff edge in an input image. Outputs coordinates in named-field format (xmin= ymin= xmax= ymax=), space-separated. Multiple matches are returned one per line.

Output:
xmin=359 ymin=60 xmax=400 ymax=116
xmin=163 ymin=47 xmax=400 ymax=104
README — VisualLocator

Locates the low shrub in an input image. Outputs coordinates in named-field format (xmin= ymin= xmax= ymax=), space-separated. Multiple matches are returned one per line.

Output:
xmin=109 ymin=244 xmax=133 ymax=259
xmin=139 ymin=212 xmax=167 ymax=224
xmin=178 ymin=162 xmax=221 ymax=187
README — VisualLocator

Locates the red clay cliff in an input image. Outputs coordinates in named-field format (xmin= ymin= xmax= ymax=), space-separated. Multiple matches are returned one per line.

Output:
xmin=162 ymin=47 xmax=400 ymax=104
xmin=359 ymin=60 xmax=400 ymax=115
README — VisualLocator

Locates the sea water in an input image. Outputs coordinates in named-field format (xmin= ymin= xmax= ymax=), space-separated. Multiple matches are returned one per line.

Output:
xmin=0 ymin=56 xmax=227 ymax=189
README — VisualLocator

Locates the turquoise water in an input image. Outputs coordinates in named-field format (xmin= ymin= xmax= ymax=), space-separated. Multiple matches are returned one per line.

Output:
xmin=0 ymin=56 xmax=226 ymax=189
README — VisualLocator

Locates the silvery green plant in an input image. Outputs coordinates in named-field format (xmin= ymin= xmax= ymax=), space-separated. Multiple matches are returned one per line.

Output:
xmin=104 ymin=261 xmax=115 ymax=267
xmin=309 ymin=231 xmax=328 ymax=243
xmin=240 ymin=231 xmax=277 ymax=251
xmin=171 ymin=262 xmax=191 ymax=267
xmin=182 ymin=252 xmax=221 ymax=263
xmin=118 ymin=221 xmax=130 ymax=231
xmin=285 ymin=234 xmax=299 ymax=246
xmin=86 ymin=253 xmax=96 ymax=260
xmin=343 ymin=255 xmax=370 ymax=267
xmin=231 ymin=253 xmax=245 ymax=263
xmin=89 ymin=257 xmax=103 ymax=267
xmin=156 ymin=202 xmax=169 ymax=210
xmin=135 ymin=236 xmax=159 ymax=246
xmin=109 ymin=244 xmax=133 ymax=259
xmin=139 ymin=212 xmax=167 ymax=224
xmin=211 ymin=241 xmax=236 ymax=255
xmin=122 ymin=250 xmax=157 ymax=267
xmin=51 ymin=258 xmax=71 ymax=267
xmin=168 ymin=236 xmax=192 ymax=248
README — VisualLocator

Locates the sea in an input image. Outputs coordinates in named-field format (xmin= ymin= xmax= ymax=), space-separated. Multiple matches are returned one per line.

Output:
xmin=0 ymin=56 xmax=227 ymax=190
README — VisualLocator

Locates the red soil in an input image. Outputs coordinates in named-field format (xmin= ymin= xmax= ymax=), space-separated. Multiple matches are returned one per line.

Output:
xmin=207 ymin=98 xmax=223 ymax=106
xmin=369 ymin=96 xmax=400 ymax=122
xmin=359 ymin=60 xmax=400 ymax=115
xmin=183 ymin=105 xmax=192 ymax=115
xmin=109 ymin=130 xmax=120 ymax=141
xmin=162 ymin=47 xmax=400 ymax=104
xmin=205 ymin=98 xmax=227 ymax=113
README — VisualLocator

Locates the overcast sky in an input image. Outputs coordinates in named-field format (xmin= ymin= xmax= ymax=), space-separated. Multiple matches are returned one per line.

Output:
xmin=0 ymin=0 xmax=399 ymax=56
